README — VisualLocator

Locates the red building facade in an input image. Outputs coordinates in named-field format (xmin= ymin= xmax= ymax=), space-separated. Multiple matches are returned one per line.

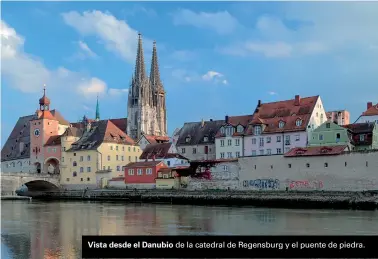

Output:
xmin=124 ymin=161 xmax=168 ymax=185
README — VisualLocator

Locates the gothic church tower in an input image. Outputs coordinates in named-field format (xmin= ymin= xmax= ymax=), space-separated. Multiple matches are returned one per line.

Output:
xmin=127 ymin=34 xmax=167 ymax=140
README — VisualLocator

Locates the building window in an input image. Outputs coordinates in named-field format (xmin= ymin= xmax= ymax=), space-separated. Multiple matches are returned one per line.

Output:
xmin=133 ymin=147 xmax=136 ymax=152
xmin=276 ymin=148 xmax=282 ymax=154
xmin=122 ymin=146 xmax=125 ymax=151
xmin=87 ymin=167 xmax=91 ymax=172
xmin=279 ymin=121 xmax=285 ymax=128
xmin=167 ymin=161 xmax=171 ymax=166
xmin=296 ymin=119 xmax=302 ymax=127
xmin=227 ymin=152 xmax=232 ymax=158
xmin=324 ymin=162 xmax=328 ymax=168
xmin=220 ymin=140 xmax=224 ymax=147
xmin=285 ymin=135 xmax=290 ymax=145
xmin=235 ymin=139 xmax=240 ymax=146
xmin=107 ymin=155 xmax=111 ymax=161
xmin=360 ymin=134 xmax=365 ymax=141
xmin=228 ymin=139 xmax=232 ymax=146
xmin=306 ymin=163 xmax=310 ymax=168
xmin=319 ymin=134 xmax=324 ymax=140
xmin=203 ymin=136 xmax=208 ymax=142
xmin=87 ymin=155 xmax=91 ymax=161
xmin=366 ymin=161 xmax=368 ymax=167
xmin=117 ymin=166 xmax=120 ymax=171
xmin=220 ymin=127 xmax=225 ymax=134
xmin=110 ymin=146 xmax=113 ymax=150
xmin=220 ymin=152 xmax=225 ymax=158
xmin=259 ymin=137 xmax=264 ymax=147
xmin=63 ymin=147 xmax=66 ymax=151
xmin=181 ymin=148 xmax=186 ymax=154
xmin=80 ymin=167 xmax=84 ymax=173
xmin=73 ymin=153 xmax=76 ymax=156
xmin=223 ymin=165 xmax=229 ymax=171
xmin=326 ymin=123 xmax=331 ymax=128
xmin=87 ymin=177 xmax=90 ymax=181
xmin=80 ymin=156 xmax=83 ymax=161
xmin=135 ymin=156 xmax=137 ymax=161
xmin=285 ymin=147 xmax=290 ymax=153
xmin=267 ymin=149 xmax=271 ymax=155
xmin=254 ymin=126 xmax=262 ymax=135
xmin=237 ymin=125 xmax=244 ymax=133
xmin=137 ymin=169 xmax=143 ymax=175
xmin=259 ymin=150 xmax=264 ymax=155
xmin=129 ymin=156 xmax=131 ymax=161
xmin=66 ymin=178 xmax=70 ymax=182
xmin=73 ymin=161 xmax=77 ymax=166
xmin=81 ymin=178 xmax=83 ymax=182
xmin=62 ymin=157 xmax=64 ymax=162
xmin=252 ymin=138 xmax=256 ymax=145
xmin=121 ymin=156 xmax=124 ymax=161
xmin=277 ymin=136 xmax=281 ymax=142
xmin=128 ymin=169 xmax=134 ymax=175
xmin=236 ymin=151 xmax=240 ymax=157
xmin=146 ymin=168 xmax=152 ymax=175
xmin=116 ymin=155 xmax=119 ymax=161
xmin=225 ymin=126 xmax=234 ymax=136
xmin=266 ymin=137 xmax=271 ymax=143
xmin=288 ymin=164 xmax=291 ymax=168
xmin=73 ymin=172 xmax=77 ymax=177
xmin=128 ymin=147 xmax=131 ymax=152
xmin=295 ymin=135 xmax=300 ymax=141
xmin=193 ymin=148 xmax=197 ymax=154
xmin=116 ymin=146 xmax=118 ymax=151
xmin=316 ymin=112 xmax=318 ymax=117
xmin=252 ymin=150 xmax=256 ymax=156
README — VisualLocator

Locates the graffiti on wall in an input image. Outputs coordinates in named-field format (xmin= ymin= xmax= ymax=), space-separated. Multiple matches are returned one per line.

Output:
xmin=288 ymin=180 xmax=323 ymax=190
xmin=243 ymin=179 xmax=280 ymax=189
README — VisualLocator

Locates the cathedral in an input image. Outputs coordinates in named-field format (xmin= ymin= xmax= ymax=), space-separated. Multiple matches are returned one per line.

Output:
xmin=127 ymin=33 xmax=167 ymax=140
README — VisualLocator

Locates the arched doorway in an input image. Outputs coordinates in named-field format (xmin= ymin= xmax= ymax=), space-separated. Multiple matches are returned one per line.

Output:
xmin=44 ymin=158 xmax=60 ymax=175
xmin=34 ymin=162 xmax=41 ymax=174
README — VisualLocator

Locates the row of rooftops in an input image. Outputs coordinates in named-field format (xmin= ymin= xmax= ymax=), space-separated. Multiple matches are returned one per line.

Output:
xmin=173 ymin=96 xmax=378 ymax=146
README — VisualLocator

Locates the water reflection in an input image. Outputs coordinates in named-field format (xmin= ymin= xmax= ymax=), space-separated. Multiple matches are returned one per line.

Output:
xmin=2 ymin=201 xmax=378 ymax=259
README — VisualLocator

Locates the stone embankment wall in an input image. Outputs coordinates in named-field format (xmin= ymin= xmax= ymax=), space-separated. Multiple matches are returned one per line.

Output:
xmin=24 ymin=189 xmax=378 ymax=210
xmin=238 ymin=151 xmax=378 ymax=192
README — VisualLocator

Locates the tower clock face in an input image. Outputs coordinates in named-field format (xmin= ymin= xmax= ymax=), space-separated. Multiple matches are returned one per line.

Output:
xmin=34 ymin=129 xmax=40 ymax=137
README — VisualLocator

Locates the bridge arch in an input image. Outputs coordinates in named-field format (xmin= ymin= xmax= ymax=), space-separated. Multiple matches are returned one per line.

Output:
xmin=24 ymin=180 xmax=60 ymax=192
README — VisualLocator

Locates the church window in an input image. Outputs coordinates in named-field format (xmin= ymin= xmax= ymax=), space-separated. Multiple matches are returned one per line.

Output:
xmin=73 ymin=161 xmax=77 ymax=166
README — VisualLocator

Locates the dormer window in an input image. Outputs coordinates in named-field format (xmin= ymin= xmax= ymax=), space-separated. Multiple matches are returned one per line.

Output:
xmin=295 ymin=119 xmax=302 ymax=127
xmin=279 ymin=121 xmax=285 ymax=128
xmin=185 ymin=136 xmax=191 ymax=143
xmin=203 ymin=136 xmax=208 ymax=142
xmin=225 ymin=126 xmax=234 ymax=136
xmin=254 ymin=126 xmax=262 ymax=135
xmin=237 ymin=125 xmax=244 ymax=133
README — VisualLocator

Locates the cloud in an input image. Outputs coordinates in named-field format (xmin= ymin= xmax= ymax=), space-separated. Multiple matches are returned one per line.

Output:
xmin=220 ymin=4 xmax=378 ymax=59
xmin=78 ymin=40 xmax=98 ymax=58
xmin=62 ymin=10 xmax=151 ymax=63
xmin=0 ymin=20 xmax=107 ymax=97
xmin=268 ymin=91 xmax=277 ymax=95
xmin=172 ymin=9 xmax=239 ymax=35
xmin=202 ymin=71 xmax=228 ymax=85
xmin=108 ymin=88 xmax=129 ymax=96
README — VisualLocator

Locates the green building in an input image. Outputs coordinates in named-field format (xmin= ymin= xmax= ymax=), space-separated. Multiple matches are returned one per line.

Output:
xmin=308 ymin=121 xmax=352 ymax=149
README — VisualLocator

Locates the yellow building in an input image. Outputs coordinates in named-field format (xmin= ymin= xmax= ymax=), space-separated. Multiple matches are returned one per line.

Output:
xmin=60 ymin=119 xmax=141 ymax=189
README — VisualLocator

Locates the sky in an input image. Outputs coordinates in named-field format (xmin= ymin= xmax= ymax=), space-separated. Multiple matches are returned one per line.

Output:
xmin=1 ymin=1 xmax=378 ymax=146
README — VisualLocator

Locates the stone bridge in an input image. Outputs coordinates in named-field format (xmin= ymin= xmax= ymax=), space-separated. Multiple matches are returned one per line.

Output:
xmin=1 ymin=172 xmax=60 ymax=196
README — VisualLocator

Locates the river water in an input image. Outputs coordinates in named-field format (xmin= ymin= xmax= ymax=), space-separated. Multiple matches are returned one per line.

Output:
xmin=1 ymin=201 xmax=378 ymax=258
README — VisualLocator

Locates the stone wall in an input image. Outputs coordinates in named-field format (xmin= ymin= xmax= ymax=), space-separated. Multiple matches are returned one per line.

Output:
xmin=238 ymin=151 xmax=378 ymax=191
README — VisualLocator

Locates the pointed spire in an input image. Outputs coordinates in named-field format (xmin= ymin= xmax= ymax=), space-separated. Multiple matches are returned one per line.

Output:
xmin=95 ymin=94 xmax=100 ymax=121
xmin=134 ymin=33 xmax=147 ymax=82
xmin=149 ymin=40 xmax=162 ymax=88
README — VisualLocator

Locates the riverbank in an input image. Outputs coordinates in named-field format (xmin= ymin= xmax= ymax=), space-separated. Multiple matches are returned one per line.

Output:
xmin=18 ymin=189 xmax=378 ymax=210
xmin=1 ymin=196 xmax=32 ymax=201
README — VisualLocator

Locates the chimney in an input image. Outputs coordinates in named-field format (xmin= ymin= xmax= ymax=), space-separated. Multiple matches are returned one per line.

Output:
xmin=367 ymin=102 xmax=373 ymax=110
xmin=201 ymin=119 xmax=205 ymax=127
xmin=257 ymin=100 xmax=262 ymax=107
xmin=294 ymin=95 xmax=301 ymax=106
xmin=210 ymin=119 xmax=213 ymax=121
xmin=225 ymin=115 xmax=229 ymax=123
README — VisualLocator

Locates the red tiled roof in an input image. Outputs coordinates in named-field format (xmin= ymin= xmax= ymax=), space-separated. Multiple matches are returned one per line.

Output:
xmin=284 ymin=145 xmax=348 ymax=157
xmin=124 ymin=161 xmax=164 ymax=168
xmin=245 ymin=95 xmax=318 ymax=135
xmin=109 ymin=118 xmax=127 ymax=132
xmin=39 ymin=110 xmax=57 ymax=121
xmin=44 ymin=135 xmax=61 ymax=146
xmin=190 ymin=158 xmax=238 ymax=163
xmin=143 ymin=134 xmax=170 ymax=144
xmin=362 ymin=103 xmax=378 ymax=116
xmin=216 ymin=115 xmax=253 ymax=138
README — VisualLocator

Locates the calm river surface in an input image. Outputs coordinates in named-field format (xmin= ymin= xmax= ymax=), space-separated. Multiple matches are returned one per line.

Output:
xmin=1 ymin=200 xmax=378 ymax=258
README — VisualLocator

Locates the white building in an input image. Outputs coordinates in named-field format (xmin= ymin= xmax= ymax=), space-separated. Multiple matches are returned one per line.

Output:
xmin=215 ymin=115 xmax=252 ymax=159
xmin=355 ymin=102 xmax=378 ymax=124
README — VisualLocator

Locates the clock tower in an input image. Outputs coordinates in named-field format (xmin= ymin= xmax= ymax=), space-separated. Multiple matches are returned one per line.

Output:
xmin=30 ymin=85 xmax=60 ymax=173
